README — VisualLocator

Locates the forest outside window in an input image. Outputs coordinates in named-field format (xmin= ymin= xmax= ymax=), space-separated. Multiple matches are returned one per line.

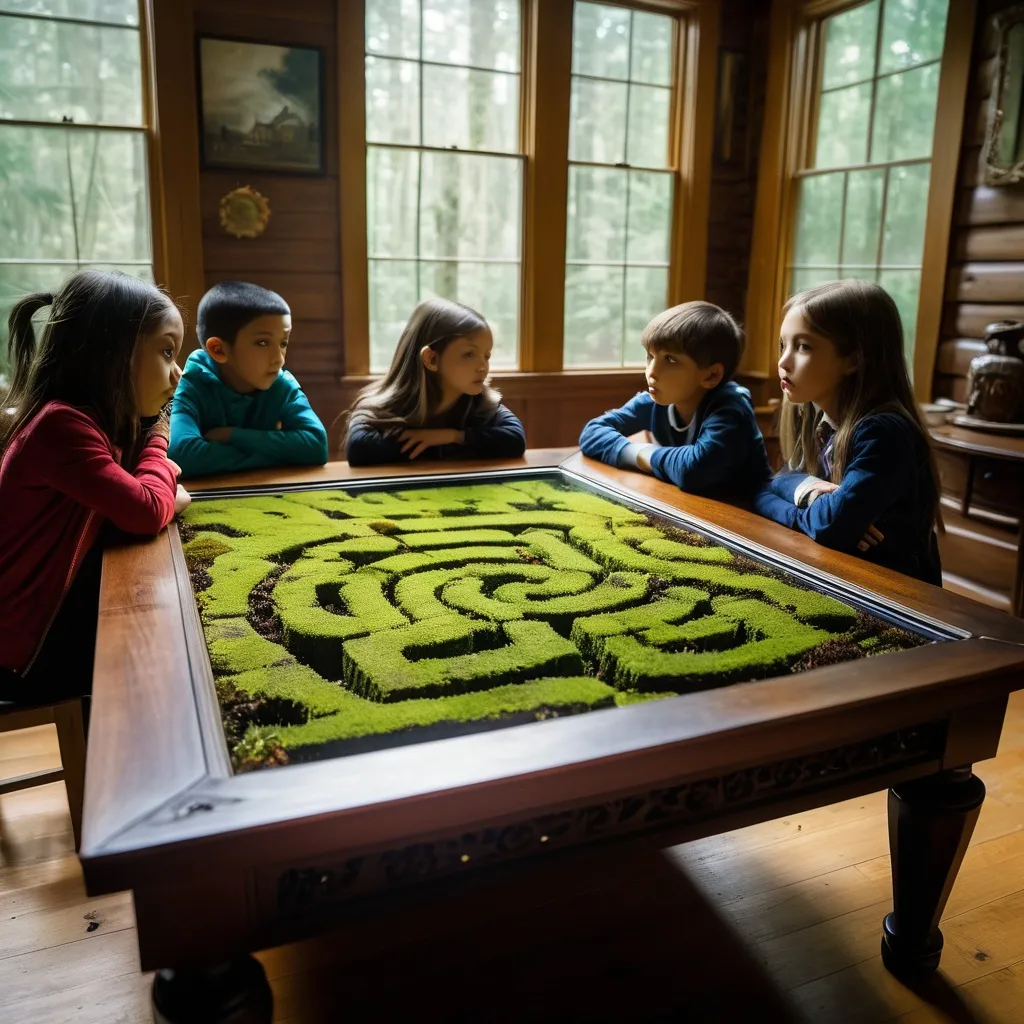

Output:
xmin=365 ymin=0 xmax=522 ymax=372
xmin=788 ymin=0 xmax=948 ymax=360
xmin=564 ymin=1 xmax=676 ymax=369
xmin=0 ymin=0 xmax=153 ymax=388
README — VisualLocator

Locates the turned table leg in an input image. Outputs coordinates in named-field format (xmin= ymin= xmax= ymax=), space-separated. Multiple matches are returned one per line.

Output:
xmin=881 ymin=766 xmax=985 ymax=978
xmin=151 ymin=955 xmax=272 ymax=1024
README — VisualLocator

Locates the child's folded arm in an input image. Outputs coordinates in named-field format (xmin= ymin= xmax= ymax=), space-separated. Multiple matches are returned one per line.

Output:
xmin=345 ymin=421 xmax=407 ymax=466
xmin=229 ymin=391 xmax=329 ymax=467
xmin=167 ymin=385 xmax=266 ymax=477
xmin=579 ymin=394 xmax=652 ymax=467
xmin=39 ymin=406 xmax=177 ymax=534
xmin=754 ymin=417 xmax=912 ymax=551
xmin=770 ymin=471 xmax=818 ymax=504
xmin=455 ymin=406 xmax=526 ymax=459
xmin=646 ymin=407 xmax=748 ymax=493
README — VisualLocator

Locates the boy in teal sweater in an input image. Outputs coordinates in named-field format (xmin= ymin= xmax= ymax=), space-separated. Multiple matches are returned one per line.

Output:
xmin=169 ymin=281 xmax=329 ymax=477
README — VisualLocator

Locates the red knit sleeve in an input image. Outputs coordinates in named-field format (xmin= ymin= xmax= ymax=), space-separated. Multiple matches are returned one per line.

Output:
xmin=34 ymin=405 xmax=178 ymax=535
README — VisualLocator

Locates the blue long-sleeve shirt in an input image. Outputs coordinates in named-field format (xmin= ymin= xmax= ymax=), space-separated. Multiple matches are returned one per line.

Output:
xmin=346 ymin=394 xmax=526 ymax=467
xmin=753 ymin=412 xmax=942 ymax=585
xmin=578 ymin=383 xmax=772 ymax=501
xmin=168 ymin=349 xmax=329 ymax=478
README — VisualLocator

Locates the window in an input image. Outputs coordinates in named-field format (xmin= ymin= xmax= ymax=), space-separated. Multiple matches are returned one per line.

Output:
xmin=0 ymin=0 xmax=154 ymax=387
xmin=788 ymin=0 xmax=949 ymax=359
xmin=364 ymin=0 xmax=523 ymax=372
xmin=564 ymin=1 xmax=675 ymax=368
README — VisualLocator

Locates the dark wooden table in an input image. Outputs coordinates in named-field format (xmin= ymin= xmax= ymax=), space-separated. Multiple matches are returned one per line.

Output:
xmin=930 ymin=424 xmax=1024 ymax=615
xmin=80 ymin=449 xmax=1024 ymax=1022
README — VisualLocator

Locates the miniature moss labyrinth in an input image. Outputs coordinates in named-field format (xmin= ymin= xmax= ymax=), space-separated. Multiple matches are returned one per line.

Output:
xmin=179 ymin=480 xmax=924 ymax=769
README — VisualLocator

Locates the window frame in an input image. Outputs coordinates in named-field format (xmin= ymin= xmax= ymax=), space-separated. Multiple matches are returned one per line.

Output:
xmin=339 ymin=0 xmax=718 ymax=378
xmin=0 ymin=2 xmax=168 ymax=312
xmin=744 ymin=0 xmax=977 ymax=400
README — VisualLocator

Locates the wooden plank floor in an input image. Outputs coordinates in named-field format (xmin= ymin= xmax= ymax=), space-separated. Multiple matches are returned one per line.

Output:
xmin=2 ymin=693 xmax=1023 ymax=1023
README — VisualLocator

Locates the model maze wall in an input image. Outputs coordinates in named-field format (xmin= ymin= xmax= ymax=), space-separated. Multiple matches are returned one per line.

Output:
xmin=179 ymin=479 xmax=925 ymax=771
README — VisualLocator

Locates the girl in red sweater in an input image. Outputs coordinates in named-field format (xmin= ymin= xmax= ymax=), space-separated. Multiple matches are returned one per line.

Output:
xmin=0 ymin=270 xmax=191 ymax=701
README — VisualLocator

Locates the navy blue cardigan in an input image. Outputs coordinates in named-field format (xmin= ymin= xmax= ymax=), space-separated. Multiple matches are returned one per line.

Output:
xmin=346 ymin=395 xmax=526 ymax=467
xmin=753 ymin=412 xmax=942 ymax=585
xmin=578 ymin=383 xmax=772 ymax=501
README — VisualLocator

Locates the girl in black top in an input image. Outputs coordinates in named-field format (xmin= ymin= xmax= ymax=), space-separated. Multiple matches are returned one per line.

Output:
xmin=341 ymin=299 xmax=525 ymax=466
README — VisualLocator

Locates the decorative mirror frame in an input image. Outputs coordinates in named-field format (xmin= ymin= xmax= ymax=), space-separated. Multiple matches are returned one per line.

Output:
xmin=983 ymin=3 xmax=1024 ymax=185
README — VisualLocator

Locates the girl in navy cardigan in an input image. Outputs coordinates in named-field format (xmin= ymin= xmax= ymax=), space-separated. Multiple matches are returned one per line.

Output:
xmin=753 ymin=279 xmax=942 ymax=585
xmin=342 ymin=299 xmax=525 ymax=466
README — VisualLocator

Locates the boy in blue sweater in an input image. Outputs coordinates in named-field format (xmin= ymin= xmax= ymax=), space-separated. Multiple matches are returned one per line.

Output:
xmin=579 ymin=301 xmax=771 ymax=501
xmin=169 ymin=281 xmax=329 ymax=477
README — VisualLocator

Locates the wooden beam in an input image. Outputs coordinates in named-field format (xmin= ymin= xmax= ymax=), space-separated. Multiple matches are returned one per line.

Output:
xmin=671 ymin=0 xmax=719 ymax=304
xmin=521 ymin=0 xmax=573 ymax=372
xmin=146 ymin=0 xmax=206 ymax=345
xmin=916 ymin=0 xmax=979 ymax=401
xmin=743 ymin=0 xmax=799 ymax=375
xmin=338 ymin=0 xmax=370 ymax=376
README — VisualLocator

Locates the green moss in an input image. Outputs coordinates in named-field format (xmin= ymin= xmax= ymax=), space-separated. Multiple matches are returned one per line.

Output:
xmin=397 ymin=484 xmax=535 ymax=515
xmin=224 ymin=661 xmax=615 ymax=746
xmin=614 ymin=689 xmax=680 ymax=706
xmin=519 ymin=529 xmax=603 ymax=573
xmin=570 ymin=587 xmax=711 ymax=662
xmin=396 ymin=564 xmax=555 ymax=621
xmin=502 ymin=480 xmax=647 ymax=524
xmin=661 ymin=564 xmax=856 ymax=627
xmin=182 ymin=496 xmax=347 ymax=560
xmin=442 ymin=567 xmax=617 ymax=629
xmin=401 ymin=529 xmax=518 ymax=548
xmin=593 ymin=597 xmax=828 ymax=692
xmin=342 ymin=616 xmax=584 ymax=701
xmin=370 ymin=545 xmax=527 ymax=575
xmin=571 ymin=525 xmax=734 ymax=571
xmin=391 ymin=511 xmax=616 ymax=535
xmin=206 ymin=616 xmax=294 ymax=674
xmin=183 ymin=533 xmax=233 ymax=562
xmin=182 ymin=479 xmax=924 ymax=764
xmin=199 ymin=553 xmax=279 ymax=619
xmin=275 ymin=568 xmax=408 ymax=677
xmin=613 ymin=525 xmax=666 ymax=545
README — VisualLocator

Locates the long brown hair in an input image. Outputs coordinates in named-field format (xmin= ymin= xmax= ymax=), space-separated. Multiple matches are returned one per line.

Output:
xmin=1 ymin=269 xmax=179 ymax=455
xmin=339 ymin=298 xmax=500 ymax=446
xmin=779 ymin=279 xmax=942 ymax=527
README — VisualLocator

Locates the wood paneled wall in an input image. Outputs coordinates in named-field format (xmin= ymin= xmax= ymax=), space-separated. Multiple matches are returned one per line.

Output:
xmin=705 ymin=0 xmax=769 ymax=327
xmin=177 ymin=0 xmax=770 ymax=449
xmin=193 ymin=0 xmax=344 ymax=427
xmin=937 ymin=0 xmax=1024 ymax=404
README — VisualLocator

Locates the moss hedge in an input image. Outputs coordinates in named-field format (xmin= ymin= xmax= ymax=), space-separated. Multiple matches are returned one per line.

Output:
xmin=181 ymin=479 xmax=926 ymax=769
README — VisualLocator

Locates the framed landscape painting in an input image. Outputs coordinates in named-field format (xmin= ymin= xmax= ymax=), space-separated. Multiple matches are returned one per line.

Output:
xmin=197 ymin=36 xmax=324 ymax=174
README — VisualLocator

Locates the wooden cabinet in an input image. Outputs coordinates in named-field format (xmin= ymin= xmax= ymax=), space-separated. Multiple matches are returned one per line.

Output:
xmin=931 ymin=425 xmax=1024 ymax=615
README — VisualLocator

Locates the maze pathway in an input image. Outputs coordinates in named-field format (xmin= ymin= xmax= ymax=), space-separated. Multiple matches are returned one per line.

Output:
xmin=180 ymin=479 xmax=926 ymax=769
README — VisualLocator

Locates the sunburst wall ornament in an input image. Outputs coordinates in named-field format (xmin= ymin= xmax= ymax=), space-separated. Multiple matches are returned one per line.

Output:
xmin=219 ymin=185 xmax=271 ymax=239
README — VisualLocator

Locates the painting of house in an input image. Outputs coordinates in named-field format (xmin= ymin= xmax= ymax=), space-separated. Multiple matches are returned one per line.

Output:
xmin=199 ymin=37 xmax=323 ymax=173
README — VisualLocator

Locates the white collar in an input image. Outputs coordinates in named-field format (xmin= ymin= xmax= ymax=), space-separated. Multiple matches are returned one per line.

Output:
xmin=667 ymin=404 xmax=689 ymax=432
xmin=813 ymin=404 xmax=837 ymax=430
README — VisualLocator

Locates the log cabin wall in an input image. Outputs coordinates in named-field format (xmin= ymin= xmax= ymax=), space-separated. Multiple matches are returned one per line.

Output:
xmin=706 ymin=0 xmax=769 ymax=347
xmin=937 ymin=0 xmax=1024 ymax=406
xmin=192 ymin=0 xmax=344 ymax=431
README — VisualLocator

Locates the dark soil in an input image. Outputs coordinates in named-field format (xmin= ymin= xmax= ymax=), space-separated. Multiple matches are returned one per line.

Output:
xmin=216 ymin=679 xmax=300 ymax=772
xmin=794 ymin=637 xmax=866 ymax=672
xmin=189 ymin=562 xmax=213 ymax=593
xmin=247 ymin=566 xmax=287 ymax=644
xmin=646 ymin=518 xmax=712 ymax=548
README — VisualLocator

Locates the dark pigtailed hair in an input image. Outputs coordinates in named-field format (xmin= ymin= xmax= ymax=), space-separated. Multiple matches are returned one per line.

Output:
xmin=1 ymin=269 xmax=179 ymax=455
